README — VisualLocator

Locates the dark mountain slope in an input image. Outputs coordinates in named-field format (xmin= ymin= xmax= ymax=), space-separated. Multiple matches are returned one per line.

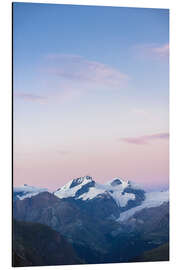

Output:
xmin=13 ymin=192 xmax=120 ymax=263
xmin=107 ymin=202 xmax=169 ymax=262
xmin=125 ymin=202 xmax=169 ymax=243
xmin=136 ymin=243 xmax=169 ymax=262
xmin=13 ymin=219 xmax=82 ymax=267
xmin=13 ymin=191 xmax=169 ymax=264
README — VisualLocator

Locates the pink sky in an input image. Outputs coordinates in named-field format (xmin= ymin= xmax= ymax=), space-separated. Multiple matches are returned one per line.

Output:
xmin=13 ymin=5 xmax=169 ymax=191
xmin=14 ymin=133 xmax=169 ymax=191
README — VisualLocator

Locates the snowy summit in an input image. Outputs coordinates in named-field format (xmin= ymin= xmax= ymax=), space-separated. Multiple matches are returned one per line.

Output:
xmin=54 ymin=176 xmax=144 ymax=208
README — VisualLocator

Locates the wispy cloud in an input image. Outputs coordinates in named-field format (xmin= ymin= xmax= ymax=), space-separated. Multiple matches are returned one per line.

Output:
xmin=120 ymin=132 xmax=169 ymax=145
xmin=151 ymin=43 xmax=169 ymax=57
xmin=15 ymin=93 xmax=47 ymax=104
xmin=134 ymin=43 xmax=169 ymax=58
xmin=45 ymin=54 xmax=129 ymax=87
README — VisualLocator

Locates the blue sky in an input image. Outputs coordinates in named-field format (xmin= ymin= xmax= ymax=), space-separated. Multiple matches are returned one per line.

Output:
xmin=13 ymin=3 xmax=169 ymax=190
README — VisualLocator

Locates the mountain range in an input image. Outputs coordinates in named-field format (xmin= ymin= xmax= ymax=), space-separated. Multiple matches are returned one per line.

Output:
xmin=13 ymin=176 xmax=169 ymax=266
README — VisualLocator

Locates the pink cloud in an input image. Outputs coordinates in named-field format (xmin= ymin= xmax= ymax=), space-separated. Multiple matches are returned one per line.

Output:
xmin=121 ymin=132 xmax=169 ymax=145
xmin=45 ymin=54 xmax=129 ymax=87
xmin=134 ymin=43 xmax=169 ymax=58
xmin=15 ymin=92 xmax=47 ymax=104
xmin=151 ymin=43 xmax=169 ymax=57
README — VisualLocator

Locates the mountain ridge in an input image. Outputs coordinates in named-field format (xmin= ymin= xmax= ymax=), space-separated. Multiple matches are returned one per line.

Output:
xmin=14 ymin=175 xmax=168 ymax=220
xmin=13 ymin=176 xmax=169 ymax=264
xmin=54 ymin=175 xmax=146 ymax=210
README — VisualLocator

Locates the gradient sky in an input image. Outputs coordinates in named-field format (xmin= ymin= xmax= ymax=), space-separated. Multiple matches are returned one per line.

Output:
xmin=13 ymin=3 xmax=169 ymax=191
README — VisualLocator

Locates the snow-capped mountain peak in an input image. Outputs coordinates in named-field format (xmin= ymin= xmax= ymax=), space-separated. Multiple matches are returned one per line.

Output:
xmin=54 ymin=176 xmax=145 ymax=209
xmin=13 ymin=184 xmax=48 ymax=200
xmin=69 ymin=176 xmax=94 ymax=188
xmin=54 ymin=176 xmax=95 ymax=199
xmin=106 ymin=177 xmax=129 ymax=188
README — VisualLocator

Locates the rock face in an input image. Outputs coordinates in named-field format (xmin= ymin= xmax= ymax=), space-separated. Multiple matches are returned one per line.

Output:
xmin=13 ymin=191 xmax=119 ymax=263
xmin=13 ymin=219 xmax=82 ymax=267
xmin=13 ymin=192 xmax=85 ymax=233
xmin=13 ymin=176 xmax=169 ymax=265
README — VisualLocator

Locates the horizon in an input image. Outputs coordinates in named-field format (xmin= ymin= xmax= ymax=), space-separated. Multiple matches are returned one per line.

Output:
xmin=13 ymin=175 xmax=169 ymax=192
xmin=13 ymin=3 xmax=169 ymax=191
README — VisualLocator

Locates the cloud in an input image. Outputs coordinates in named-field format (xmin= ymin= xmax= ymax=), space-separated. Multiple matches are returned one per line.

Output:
xmin=120 ymin=132 xmax=169 ymax=145
xmin=134 ymin=43 xmax=169 ymax=58
xmin=15 ymin=93 xmax=47 ymax=104
xmin=45 ymin=54 xmax=129 ymax=87
xmin=151 ymin=43 xmax=169 ymax=57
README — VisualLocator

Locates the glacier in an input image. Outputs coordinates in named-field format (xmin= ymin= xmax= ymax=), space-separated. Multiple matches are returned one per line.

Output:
xmin=117 ymin=190 xmax=169 ymax=222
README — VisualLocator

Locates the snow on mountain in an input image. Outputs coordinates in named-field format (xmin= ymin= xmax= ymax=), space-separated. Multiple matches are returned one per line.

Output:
xmin=54 ymin=176 xmax=95 ymax=199
xmin=106 ymin=178 xmax=129 ymax=188
xmin=13 ymin=184 xmax=48 ymax=200
xmin=77 ymin=182 xmax=136 ymax=207
xmin=54 ymin=176 xmax=144 ymax=208
xmin=117 ymin=190 xmax=169 ymax=222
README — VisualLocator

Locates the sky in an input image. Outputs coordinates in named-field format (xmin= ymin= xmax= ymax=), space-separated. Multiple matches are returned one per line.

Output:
xmin=13 ymin=3 xmax=169 ymax=191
